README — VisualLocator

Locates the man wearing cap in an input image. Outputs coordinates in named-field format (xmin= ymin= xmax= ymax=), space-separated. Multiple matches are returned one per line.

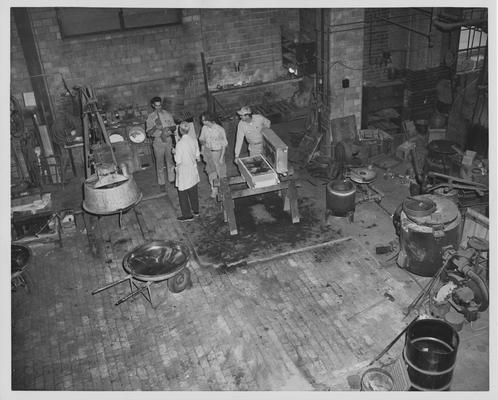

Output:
xmin=172 ymin=121 xmax=201 ymax=221
xmin=145 ymin=96 xmax=176 ymax=191
xmin=234 ymin=106 xmax=271 ymax=162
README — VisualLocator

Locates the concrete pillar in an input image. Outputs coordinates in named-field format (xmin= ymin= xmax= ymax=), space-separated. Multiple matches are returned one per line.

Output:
xmin=327 ymin=8 xmax=365 ymax=134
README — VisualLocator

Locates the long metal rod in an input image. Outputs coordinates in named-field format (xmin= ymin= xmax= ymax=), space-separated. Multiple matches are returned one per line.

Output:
xmin=376 ymin=16 xmax=431 ymax=39
xmin=327 ymin=11 xmax=431 ymax=28
xmin=367 ymin=315 xmax=419 ymax=367
xmin=82 ymin=113 xmax=91 ymax=178
xmin=92 ymin=275 xmax=131 ymax=295
xmin=200 ymin=52 xmax=213 ymax=114
xmin=115 ymin=282 xmax=151 ymax=306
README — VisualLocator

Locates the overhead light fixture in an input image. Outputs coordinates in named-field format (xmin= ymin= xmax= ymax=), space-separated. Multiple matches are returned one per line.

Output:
xmin=288 ymin=67 xmax=298 ymax=76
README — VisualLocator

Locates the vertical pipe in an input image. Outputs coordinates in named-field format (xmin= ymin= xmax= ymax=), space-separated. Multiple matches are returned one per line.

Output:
xmin=12 ymin=8 xmax=54 ymax=126
xmin=466 ymin=27 xmax=471 ymax=57
xmin=200 ymin=52 xmax=214 ymax=114
xmin=476 ymin=30 xmax=483 ymax=65
xmin=323 ymin=9 xmax=331 ymax=156
xmin=407 ymin=15 xmax=412 ymax=69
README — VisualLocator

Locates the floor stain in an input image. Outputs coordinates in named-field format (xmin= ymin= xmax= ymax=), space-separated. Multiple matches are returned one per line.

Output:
xmin=184 ymin=194 xmax=341 ymax=265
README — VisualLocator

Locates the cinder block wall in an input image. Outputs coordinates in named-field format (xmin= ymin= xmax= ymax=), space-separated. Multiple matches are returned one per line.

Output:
xmin=328 ymin=8 xmax=365 ymax=129
xmin=10 ymin=8 xmax=299 ymax=121
xmin=201 ymin=8 xmax=293 ymax=88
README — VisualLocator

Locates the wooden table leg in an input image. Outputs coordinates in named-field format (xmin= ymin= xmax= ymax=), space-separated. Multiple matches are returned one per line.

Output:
xmin=282 ymin=187 xmax=290 ymax=212
xmin=287 ymin=180 xmax=300 ymax=223
xmin=220 ymin=178 xmax=238 ymax=235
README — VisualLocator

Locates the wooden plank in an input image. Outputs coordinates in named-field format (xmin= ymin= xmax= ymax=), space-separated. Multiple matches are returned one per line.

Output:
xmin=230 ymin=181 xmax=290 ymax=199
xmin=220 ymin=178 xmax=238 ymax=235
xmin=330 ymin=115 xmax=357 ymax=143
xmin=288 ymin=180 xmax=300 ymax=223
xmin=282 ymin=187 xmax=289 ymax=211
xmin=228 ymin=175 xmax=247 ymax=185
xmin=460 ymin=208 xmax=489 ymax=249
xmin=83 ymin=114 xmax=91 ymax=178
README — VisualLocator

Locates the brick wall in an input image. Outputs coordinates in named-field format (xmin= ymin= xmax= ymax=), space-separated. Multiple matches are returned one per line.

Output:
xmin=200 ymin=9 xmax=297 ymax=90
xmin=328 ymin=8 xmax=365 ymax=128
xmin=10 ymin=8 xmax=299 ymax=121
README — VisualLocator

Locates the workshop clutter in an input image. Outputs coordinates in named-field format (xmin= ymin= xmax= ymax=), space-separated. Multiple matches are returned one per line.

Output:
xmin=357 ymin=128 xmax=393 ymax=158
xmin=396 ymin=209 xmax=489 ymax=328
xmin=92 ymin=141 xmax=141 ymax=174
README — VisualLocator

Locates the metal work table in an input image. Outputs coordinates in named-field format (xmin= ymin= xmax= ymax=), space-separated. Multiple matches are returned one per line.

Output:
xmin=218 ymin=174 xmax=300 ymax=236
xmin=11 ymin=209 xmax=63 ymax=247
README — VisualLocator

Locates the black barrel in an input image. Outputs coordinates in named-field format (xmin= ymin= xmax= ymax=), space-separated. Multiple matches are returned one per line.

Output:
xmin=403 ymin=319 xmax=459 ymax=391
xmin=325 ymin=179 xmax=356 ymax=216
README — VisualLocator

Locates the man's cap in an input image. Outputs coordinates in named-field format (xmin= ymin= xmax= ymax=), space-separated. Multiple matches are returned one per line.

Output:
xmin=236 ymin=106 xmax=252 ymax=116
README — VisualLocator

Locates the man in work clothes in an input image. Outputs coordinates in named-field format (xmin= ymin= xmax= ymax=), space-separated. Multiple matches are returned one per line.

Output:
xmin=234 ymin=105 xmax=271 ymax=162
xmin=145 ymin=96 xmax=176 ymax=191
xmin=199 ymin=111 xmax=228 ymax=199
xmin=173 ymin=122 xmax=201 ymax=221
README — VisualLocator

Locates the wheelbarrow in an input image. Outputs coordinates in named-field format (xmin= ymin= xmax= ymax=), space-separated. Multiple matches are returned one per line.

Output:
xmin=92 ymin=240 xmax=192 ymax=307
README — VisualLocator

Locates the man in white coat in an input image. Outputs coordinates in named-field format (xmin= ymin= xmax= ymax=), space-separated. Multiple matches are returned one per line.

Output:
xmin=173 ymin=121 xmax=201 ymax=221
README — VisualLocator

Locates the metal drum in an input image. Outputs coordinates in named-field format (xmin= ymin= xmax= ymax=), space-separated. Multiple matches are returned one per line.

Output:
xmin=404 ymin=319 xmax=459 ymax=391
xmin=326 ymin=179 xmax=356 ymax=217
xmin=394 ymin=194 xmax=462 ymax=277
xmin=82 ymin=173 xmax=142 ymax=215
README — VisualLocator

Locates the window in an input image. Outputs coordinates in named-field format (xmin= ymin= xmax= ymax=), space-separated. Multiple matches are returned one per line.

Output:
xmin=56 ymin=8 xmax=182 ymax=38
xmin=456 ymin=26 xmax=487 ymax=73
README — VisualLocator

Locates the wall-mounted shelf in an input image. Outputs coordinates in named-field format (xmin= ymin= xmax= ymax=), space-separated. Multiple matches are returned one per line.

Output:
xmin=211 ymin=77 xmax=302 ymax=96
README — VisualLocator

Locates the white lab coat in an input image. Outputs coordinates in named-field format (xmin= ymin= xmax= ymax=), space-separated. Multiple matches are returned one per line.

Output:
xmin=174 ymin=134 xmax=200 ymax=191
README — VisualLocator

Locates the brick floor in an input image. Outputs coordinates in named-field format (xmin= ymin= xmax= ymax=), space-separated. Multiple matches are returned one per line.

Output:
xmin=11 ymin=192 xmax=421 ymax=391
xmin=10 ymin=121 xmax=489 ymax=391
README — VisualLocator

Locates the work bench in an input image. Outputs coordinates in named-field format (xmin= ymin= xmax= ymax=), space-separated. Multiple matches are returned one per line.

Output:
xmin=218 ymin=174 xmax=300 ymax=236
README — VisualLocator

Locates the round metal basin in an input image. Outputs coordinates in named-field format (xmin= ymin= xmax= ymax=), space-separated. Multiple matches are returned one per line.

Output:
xmin=11 ymin=244 xmax=32 ymax=273
xmin=123 ymin=240 xmax=190 ymax=282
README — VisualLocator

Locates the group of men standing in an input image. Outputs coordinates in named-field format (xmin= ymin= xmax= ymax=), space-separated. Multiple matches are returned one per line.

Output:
xmin=145 ymin=96 xmax=271 ymax=222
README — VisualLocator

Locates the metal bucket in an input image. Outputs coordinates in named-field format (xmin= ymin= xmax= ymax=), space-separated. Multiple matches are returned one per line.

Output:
xmin=326 ymin=179 xmax=356 ymax=216
xmin=82 ymin=173 xmax=142 ymax=215
xmin=403 ymin=319 xmax=459 ymax=391
xmin=360 ymin=368 xmax=394 ymax=391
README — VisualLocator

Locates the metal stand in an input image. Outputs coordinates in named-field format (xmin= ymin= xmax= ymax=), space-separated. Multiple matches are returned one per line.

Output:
xmin=91 ymin=275 xmax=157 ymax=308
xmin=325 ymin=209 xmax=354 ymax=223
xmin=355 ymin=182 xmax=384 ymax=204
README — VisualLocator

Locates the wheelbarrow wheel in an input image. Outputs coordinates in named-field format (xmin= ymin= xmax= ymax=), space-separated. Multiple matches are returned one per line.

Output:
xmin=167 ymin=267 xmax=191 ymax=293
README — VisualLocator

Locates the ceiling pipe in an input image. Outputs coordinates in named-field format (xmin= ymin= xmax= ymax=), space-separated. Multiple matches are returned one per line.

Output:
xmin=432 ymin=17 xmax=487 ymax=32
xmin=376 ymin=16 xmax=430 ymax=39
